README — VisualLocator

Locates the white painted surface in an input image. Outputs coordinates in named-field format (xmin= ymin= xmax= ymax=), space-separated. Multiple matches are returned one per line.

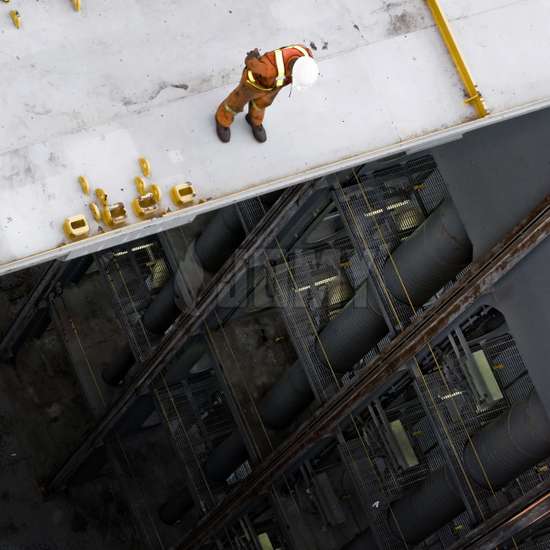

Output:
xmin=0 ymin=0 xmax=549 ymax=274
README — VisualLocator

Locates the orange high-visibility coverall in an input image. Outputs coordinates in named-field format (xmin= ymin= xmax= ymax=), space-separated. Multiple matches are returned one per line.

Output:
xmin=215 ymin=45 xmax=314 ymax=128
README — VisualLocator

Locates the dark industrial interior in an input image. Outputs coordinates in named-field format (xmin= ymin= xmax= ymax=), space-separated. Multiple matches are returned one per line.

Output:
xmin=1 ymin=108 xmax=550 ymax=550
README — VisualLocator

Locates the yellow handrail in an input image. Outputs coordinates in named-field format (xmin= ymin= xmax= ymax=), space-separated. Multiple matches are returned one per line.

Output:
xmin=426 ymin=0 xmax=489 ymax=118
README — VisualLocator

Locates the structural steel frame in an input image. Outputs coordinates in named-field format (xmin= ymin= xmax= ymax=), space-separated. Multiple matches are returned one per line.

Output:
xmin=175 ymin=195 xmax=550 ymax=549
xmin=45 ymin=182 xmax=316 ymax=494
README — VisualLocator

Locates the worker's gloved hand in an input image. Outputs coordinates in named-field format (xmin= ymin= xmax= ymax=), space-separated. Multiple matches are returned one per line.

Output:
xmin=245 ymin=48 xmax=260 ymax=61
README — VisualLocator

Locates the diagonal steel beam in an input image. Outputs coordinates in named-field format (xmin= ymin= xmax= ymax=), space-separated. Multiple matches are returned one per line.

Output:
xmin=45 ymin=182 xmax=316 ymax=494
xmin=175 ymin=195 xmax=550 ymax=550
xmin=0 ymin=261 xmax=63 ymax=360
xmin=448 ymin=477 xmax=550 ymax=550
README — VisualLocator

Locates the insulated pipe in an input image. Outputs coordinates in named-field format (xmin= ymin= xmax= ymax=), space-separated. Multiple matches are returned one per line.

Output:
xmin=105 ymin=204 xmax=247 ymax=382
xmin=141 ymin=205 xmax=246 ymax=336
xmin=341 ymin=529 xmax=380 ymax=550
xmin=142 ymin=277 xmax=181 ymax=335
xmin=340 ymin=391 xmax=550 ymax=549
xmin=206 ymin=200 xmax=473 ymax=482
xmin=463 ymin=391 xmax=550 ymax=489
xmin=388 ymin=467 xmax=464 ymax=544
xmin=158 ymin=489 xmax=195 ymax=525
xmin=101 ymin=341 xmax=136 ymax=386
xmin=319 ymin=199 xmax=472 ymax=372
xmin=195 ymin=205 xmax=246 ymax=274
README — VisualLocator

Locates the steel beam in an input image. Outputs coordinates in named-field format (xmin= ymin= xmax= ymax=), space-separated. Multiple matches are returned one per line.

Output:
xmin=44 ymin=183 xmax=315 ymax=494
xmin=0 ymin=261 xmax=64 ymax=359
xmin=448 ymin=477 xmax=550 ymax=550
xmin=175 ymin=195 xmax=550 ymax=550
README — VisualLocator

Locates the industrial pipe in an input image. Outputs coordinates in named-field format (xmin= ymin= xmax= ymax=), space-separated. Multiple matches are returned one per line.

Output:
xmin=387 ymin=466 xmax=464 ymax=544
xmin=463 ymin=391 xmax=550 ymax=490
xmin=158 ymin=489 xmax=195 ymax=526
xmin=101 ymin=341 xmax=136 ymax=386
xmin=103 ymin=204 xmax=247 ymax=384
xmin=206 ymin=199 xmax=473 ymax=482
xmin=341 ymin=391 xmax=550 ymax=549
xmin=143 ymin=205 xmax=246 ymax=336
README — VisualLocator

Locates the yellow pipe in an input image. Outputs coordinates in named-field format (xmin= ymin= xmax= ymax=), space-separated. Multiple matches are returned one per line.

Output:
xmin=426 ymin=0 xmax=489 ymax=118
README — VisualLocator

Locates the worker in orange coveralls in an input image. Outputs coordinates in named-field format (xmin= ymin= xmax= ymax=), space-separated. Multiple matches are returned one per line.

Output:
xmin=215 ymin=44 xmax=320 ymax=144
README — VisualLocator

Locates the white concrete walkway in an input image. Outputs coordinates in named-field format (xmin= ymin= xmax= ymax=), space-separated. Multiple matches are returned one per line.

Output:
xmin=1 ymin=0 xmax=550 ymax=273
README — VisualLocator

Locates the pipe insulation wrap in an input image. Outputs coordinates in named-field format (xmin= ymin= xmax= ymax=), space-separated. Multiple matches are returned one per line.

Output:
xmin=384 ymin=199 xmax=472 ymax=307
xmin=205 ymin=430 xmax=249 ymax=483
xmin=340 ymin=529 xmax=380 ymax=550
xmin=259 ymin=361 xmax=314 ymax=429
xmin=142 ymin=276 xmax=180 ymax=335
xmin=101 ymin=341 xmax=136 ymax=386
xmin=342 ymin=391 xmax=550 ymax=550
xmin=158 ymin=489 xmax=195 ymax=525
xmin=388 ymin=467 xmax=464 ymax=545
xmin=317 ymin=278 xmax=387 ymax=373
xmin=195 ymin=205 xmax=245 ymax=274
xmin=463 ymin=391 xmax=550 ymax=489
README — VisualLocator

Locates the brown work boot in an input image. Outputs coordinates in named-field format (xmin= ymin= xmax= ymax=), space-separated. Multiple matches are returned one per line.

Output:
xmin=246 ymin=114 xmax=267 ymax=143
xmin=216 ymin=119 xmax=231 ymax=143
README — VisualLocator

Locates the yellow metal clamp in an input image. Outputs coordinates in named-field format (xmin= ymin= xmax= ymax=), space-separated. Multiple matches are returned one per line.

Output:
xmin=138 ymin=157 xmax=151 ymax=178
xmin=78 ymin=176 xmax=90 ymax=195
xmin=102 ymin=202 xmax=127 ymax=227
xmin=71 ymin=0 xmax=81 ymax=12
xmin=134 ymin=176 xmax=147 ymax=196
xmin=132 ymin=192 xmax=160 ymax=218
xmin=170 ymin=183 xmax=195 ymax=208
xmin=95 ymin=188 xmax=108 ymax=206
xmin=63 ymin=215 xmax=89 ymax=240
xmin=9 ymin=10 xmax=21 ymax=28
xmin=426 ymin=0 xmax=488 ymax=118
xmin=89 ymin=202 xmax=101 ymax=222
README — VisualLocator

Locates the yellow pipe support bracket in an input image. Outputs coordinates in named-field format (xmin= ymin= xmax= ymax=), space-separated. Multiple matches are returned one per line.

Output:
xmin=426 ymin=0 xmax=489 ymax=118
xmin=63 ymin=215 xmax=90 ymax=240
xmin=170 ymin=183 xmax=195 ymax=207
xmin=132 ymin=192 xmax=160 ymax=218
xmin=102 ymin=202 xmax=127 ymax=227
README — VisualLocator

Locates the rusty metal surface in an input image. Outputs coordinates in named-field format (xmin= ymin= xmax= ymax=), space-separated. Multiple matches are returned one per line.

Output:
xmin=448 ymin=478 xmax=550 ymax=550
xmin=175 ymin=195 xmax=550 ymax=550
xmin=44 ymin=183 xmax=315 ymax=495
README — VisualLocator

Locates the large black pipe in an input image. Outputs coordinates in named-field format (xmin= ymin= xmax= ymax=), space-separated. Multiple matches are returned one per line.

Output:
xmin=463 ymin=391 xmax=550 ymax=490
xmin=158 ymin=488 xmax=195 ymax=526
xmin=341 ymin=529 xmax=379 ymax=550
xmin=106 ymin=204 xmax=247 ymax=383
xmin=195 ymin=205 xmax=245 ymax=274
xmin=341 ymin=391 xmax=550 ymax=549
xmin=319 ymin=199 xmax=472 ymax=372
xmin=101 ymin=341 xmax=136 ymax=386
xmin=141 ymin=205 xmax=246 ymax=337
xmin=206 ymin=200 xmax=472 ymax=482
xmin=388 ymin=467 xmax=464 ymax=544
xmin=141 ymin=277 xmax=181 ymax=336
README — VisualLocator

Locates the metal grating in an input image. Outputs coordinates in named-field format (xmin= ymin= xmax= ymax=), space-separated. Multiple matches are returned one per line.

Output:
xmin=335 ymin=157 xmax=450 ymax=334
xmin=269 ymin=252 xmax=348 ymax=402
xmin=153 ymin=370 xmax=249 ymax=514
xmin=97 ymin=238 xmax=171 ymax=362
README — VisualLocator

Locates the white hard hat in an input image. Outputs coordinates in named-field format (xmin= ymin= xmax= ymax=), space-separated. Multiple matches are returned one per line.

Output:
xmin=292 ymin=56 xmax=319 ymax=91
